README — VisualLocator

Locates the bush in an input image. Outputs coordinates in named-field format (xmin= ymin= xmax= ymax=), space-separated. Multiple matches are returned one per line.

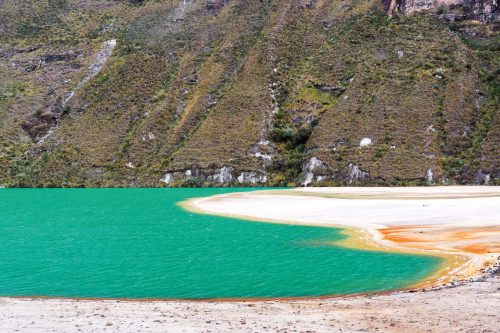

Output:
xmin=270 ymin=127 xmax=293 ymax=142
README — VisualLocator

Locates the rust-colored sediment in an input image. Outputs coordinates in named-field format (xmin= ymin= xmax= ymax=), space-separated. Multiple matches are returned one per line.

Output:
xmin=376 ymin=225 xmax=500 ymax=288
xmin=459 ymin=243 xmax=500 ymax=254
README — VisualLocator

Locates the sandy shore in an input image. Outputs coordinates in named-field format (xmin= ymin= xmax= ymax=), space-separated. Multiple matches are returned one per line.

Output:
xmin=1 ymin=187 xmax=499 ymax=332
xmin=187 ymin=186 xmax=500 ymax=287
xmin=0 ymin=273 xmax=498 ymax=333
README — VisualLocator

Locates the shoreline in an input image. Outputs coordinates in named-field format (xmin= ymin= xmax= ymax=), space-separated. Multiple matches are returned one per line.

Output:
xmin=1 ymin=274 xmax=498 ymax=333
xmin=1 ymin=187 xmax=497 ymax=302
xmin=182 ymin=199 xmax=461 ymax=292
xmin=184 ymin=186 xmax=500 ymax=292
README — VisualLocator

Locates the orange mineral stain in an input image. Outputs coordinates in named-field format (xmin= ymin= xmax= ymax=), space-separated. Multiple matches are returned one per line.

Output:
xmin=380 ymin=227 xmax=429 ymax=243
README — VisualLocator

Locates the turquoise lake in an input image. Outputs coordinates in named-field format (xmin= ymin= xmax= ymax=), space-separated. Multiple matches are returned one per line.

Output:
xmin=0 ymin=188 xmax=442 ymax=299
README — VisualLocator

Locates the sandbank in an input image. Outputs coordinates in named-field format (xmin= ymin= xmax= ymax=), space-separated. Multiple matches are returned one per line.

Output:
xmin=186 ymin=186 xmax=500 ymax=288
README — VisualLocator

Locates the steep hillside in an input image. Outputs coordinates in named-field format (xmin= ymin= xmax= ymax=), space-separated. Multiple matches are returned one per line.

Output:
xmin=0 ymin=0 xmax=498 ymax=187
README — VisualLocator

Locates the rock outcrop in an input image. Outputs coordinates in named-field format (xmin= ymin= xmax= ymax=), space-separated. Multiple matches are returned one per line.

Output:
xmin=386 ymin=0 xmax=499 ymax=21
xmin=347 ymin=164 xmax=370 ymax=184
xmin=161 ymin=167 xmax=267 ymax=186
xmin=466 ymin=0 xmax=499 ymax=20
xmin=474 ymin=169 xmax=491 ymax=185
xmin=302 ymin=157 xmax=328 ymax=186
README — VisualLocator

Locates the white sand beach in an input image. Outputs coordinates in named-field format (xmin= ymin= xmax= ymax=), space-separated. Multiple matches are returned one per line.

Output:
xmin=189 ymin=187 xmax=500 ymax=229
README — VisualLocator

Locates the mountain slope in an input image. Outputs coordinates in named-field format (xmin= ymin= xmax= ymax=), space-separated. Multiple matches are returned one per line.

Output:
xmin=0 ymin=0 xmax=498 ymax=187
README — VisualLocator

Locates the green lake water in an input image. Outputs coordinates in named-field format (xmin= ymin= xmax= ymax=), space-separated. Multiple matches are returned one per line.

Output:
xmin=0 ymin=188 xmax=442 ymax=299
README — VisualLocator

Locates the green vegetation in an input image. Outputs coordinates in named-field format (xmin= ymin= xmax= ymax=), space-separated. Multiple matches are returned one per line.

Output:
xmin=0 ymin=0 xmax=498 ymax=187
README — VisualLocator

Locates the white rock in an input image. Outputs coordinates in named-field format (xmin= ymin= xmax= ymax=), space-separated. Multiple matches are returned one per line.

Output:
xmin=360 ymin=138 xmax=372 ymax=147
xmin=37 ymin=128 xmax=55 ymax=145
xmin=210 ymin=166 xmax=233 ymax=183
xmin=237 ymin=172 xmax=267 ymax=184
xmin=302 ymin=157 xmax=326 ymax=186
xmin=303 ymin=173 xmax=314 ymax=186
xmin=348 ymin=163 xmax=368 ymax=184
xmin=255 ymin=152 xmax=272 ymax=161
xmin=237 ymin=173 xmax=245 ymax=183
xmin=160 ymin=173 xmax=174 ymax=184
xmin=426 ymin=169 xmax=434 ymax=183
